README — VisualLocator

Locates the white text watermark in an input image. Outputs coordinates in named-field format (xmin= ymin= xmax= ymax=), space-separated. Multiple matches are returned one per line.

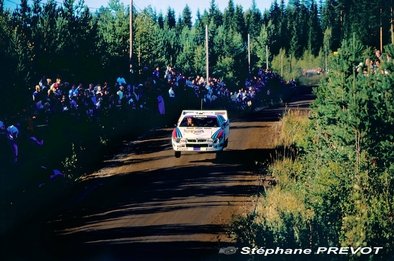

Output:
xmin=218 ymin=246 xmax=384 ymax=256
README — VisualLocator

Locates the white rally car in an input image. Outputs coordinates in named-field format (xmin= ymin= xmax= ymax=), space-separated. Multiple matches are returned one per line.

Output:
xmin=171 ymin=110 xmax=230 ymax=158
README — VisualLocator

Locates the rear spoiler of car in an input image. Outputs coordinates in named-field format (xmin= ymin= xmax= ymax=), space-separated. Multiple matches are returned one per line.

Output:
xmin=181 ymin=110 xmax=229 ymax=122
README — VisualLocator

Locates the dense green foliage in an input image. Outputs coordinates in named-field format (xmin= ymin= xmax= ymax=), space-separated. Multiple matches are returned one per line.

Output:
xmin=309 ymin=41 xmax=394 ymax=249
xmin=232 ymin=41 xmax=394 ymax=257
xmin=0 ymin=0 xmax=391 ymax=115
xmin=1 ymin=0 xmax=392 ymax=254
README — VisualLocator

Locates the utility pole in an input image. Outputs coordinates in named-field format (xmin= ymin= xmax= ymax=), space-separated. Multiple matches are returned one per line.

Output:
xmin=392 ymin=3 xmax=394 ymax=44
xmin=129 ymin=0 xmax=133 ymax=79
xmin=138 ymin=45 xmax=141 ymax=75
xmin=325 ymin=50 xmax=328 ymax=73
xmin=280 ymin=51 xmax=283 ymax=77
xmin=380 ymin=7 xmax=383 ymax=52
xmin=205 ymin=24 xmax=209 ymax=83
xmin=203 ymin=24 xmax=209 ymax=110
xmin=266 ymin=45 xmax=269 ymax=71
xmin=248 ymin=33 xmax=251 ymax=74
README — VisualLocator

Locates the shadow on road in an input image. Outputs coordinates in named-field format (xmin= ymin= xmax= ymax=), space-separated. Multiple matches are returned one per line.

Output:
xmin=11 ymin=147 xmax=278 ymax=260
xmin=1 ymin=87 xmax=314 ymax=260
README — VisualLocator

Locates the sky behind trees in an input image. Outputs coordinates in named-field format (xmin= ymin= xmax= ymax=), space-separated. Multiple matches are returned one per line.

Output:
xmin=114 ymin=0 xmax=275 ymax=16
xmin=4 ymin=0 xmax=278 ymax=15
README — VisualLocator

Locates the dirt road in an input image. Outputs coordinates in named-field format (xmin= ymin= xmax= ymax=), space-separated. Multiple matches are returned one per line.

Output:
xmin=5 ymin=90 xmax=312 ymax=260
xmin=50 ymin=116 xmax=280 ymax=258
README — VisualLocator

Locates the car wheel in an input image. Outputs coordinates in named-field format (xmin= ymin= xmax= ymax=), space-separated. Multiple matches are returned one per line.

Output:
xmin=224 ymin=139 xmax=228 ymax=148
xmin=175 ymin=151 xmax=181 ymax=158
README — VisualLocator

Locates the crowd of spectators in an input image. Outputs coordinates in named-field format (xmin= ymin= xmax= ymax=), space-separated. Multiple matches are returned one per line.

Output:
xmin=27 ymin=65 xmax=295 ymax=126
xmin=0 ymin=65 xmax=295 ymax=187
xmin=356 ymin=49 xmax=392 ymax=75
xmin=160 ymin=65 xmax=295 ymax=112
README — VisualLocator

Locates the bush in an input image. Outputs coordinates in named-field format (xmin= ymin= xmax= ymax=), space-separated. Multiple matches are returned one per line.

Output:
xmin=231 ymin=41 xmax=394 ymax=258
xmin=276 ymin=109 xmax=310 ymax=151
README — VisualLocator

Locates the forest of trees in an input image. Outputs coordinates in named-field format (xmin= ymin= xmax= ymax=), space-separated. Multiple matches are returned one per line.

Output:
xmin=232 ymin=38 xmax=394 ymax=258
xmin=0 ymin=0 xmax=393 ymax=256
xmin=0 ymin=0 xmax=392 ymax=114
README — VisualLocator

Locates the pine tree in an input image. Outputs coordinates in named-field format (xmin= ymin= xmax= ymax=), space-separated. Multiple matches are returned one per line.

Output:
xmin=321 ymin=0 xmax=342 ymax=51
xmin=134 ymin=10 xmax=161 ymax=70
xmin=73 ymin=0 xmax=99 ymax=81
xmin=208 ymin=0 xmax=222 ymax=26
xmin=223 ymin=0 xmax=235 ymax=31
xmin=278 ymin=0 xmax=289 ymax=52
xmin=234 ymin=5 xmax=246 ymax=40
xmin=165 ymin=7 xmax=176 ymax=29
xmin=158 ymin=27 xmax=179 ymax=67
xmin=266 ymin=0 xmax=283 ymax=56
xmin=307 ymin=0 xmax=323 ymax=55
xmin=245 ymin=0 xmax=262 ymax=38
xmin=11 ymin=0 xmax=34 ymax=87
xmin=0 ymin=9 xmax=18 ymax=114
xmin=157 ymin=12 xmax=164 ymax=29
xmin=96 ymin=0 xmax=129 ymax=75
xmin=213 ymin=26 xmax=246 ymax=86
xmin=181 ymin=5 xmax=192 ymax=29
xmin=255 ymin=24 xmax=269 ymax=68
xmin=176 ymin=27 xmax=198 ymax=75
xmin=291 ymin=0 xmax=308 ymax=58
xmin=307 ymin=38 xmax=394 ymax=250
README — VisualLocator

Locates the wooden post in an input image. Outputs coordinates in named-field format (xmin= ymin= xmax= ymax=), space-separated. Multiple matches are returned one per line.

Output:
xmin=203 ymin=24 xmax=209 ymax=110
xmin=380 ymin=7 xmax=383 ymax=52
xmin=392 ymin=4 xmax=394 ymax=44
xmin=138 ymin=45 xmax=141 ymax=75
xmin=280 ymin=50 xmax=283 ymax=76
xmin=129 ymin=0 xmax=133 ymax=77
xmin=205 ymin=24 xmax=209 ymax=81
xmin=248 ymin=33 xmax=251 ymax=74
xmin=266 ymin=45 xmax=269 ymax=71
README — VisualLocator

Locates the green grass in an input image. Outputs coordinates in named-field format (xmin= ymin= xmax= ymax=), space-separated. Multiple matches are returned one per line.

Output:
xmin=276 ymin=109 xmax=310 ymax=149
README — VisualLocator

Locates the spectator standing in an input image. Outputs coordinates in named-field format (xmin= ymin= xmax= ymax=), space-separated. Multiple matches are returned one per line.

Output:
xmin=157 ymin=95 xmax=165 ymax=116
xmin=116 ymin=86 xmax=125 ymax=105
xmin=168 ymin=86 xmax=175 ymax=99
xmin=32 ymin=85 xmax=42 ymax=102
xmin=6 ymin=125 xmax=19 ymax=165
xmin=116 ymin=75 xmax=127 ymax=87
xmin=68 ymin=84 xmax=77 ymax=99
xmin=375 ymin=49 xmax=382 ymax=61
xmin=152 ymin=67 xmax=160 ymax=80
xmin=0 ymin=121 xmax=8 ymax=167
